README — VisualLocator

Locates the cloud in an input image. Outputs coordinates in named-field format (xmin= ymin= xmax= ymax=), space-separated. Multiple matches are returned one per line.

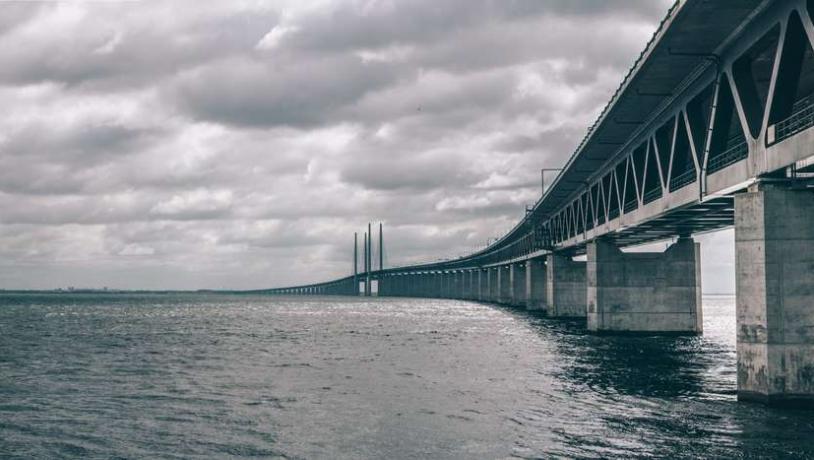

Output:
xmin=0 ymin=0 xmax=694 ymax=291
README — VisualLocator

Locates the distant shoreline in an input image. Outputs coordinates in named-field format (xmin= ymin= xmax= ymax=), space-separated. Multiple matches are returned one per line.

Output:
xmin=0 ymin=290 xmax=737 ymax=296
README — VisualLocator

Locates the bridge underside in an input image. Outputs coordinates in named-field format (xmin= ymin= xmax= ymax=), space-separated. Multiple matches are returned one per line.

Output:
xmin=566 ymin=196 xmax=736 ymax=255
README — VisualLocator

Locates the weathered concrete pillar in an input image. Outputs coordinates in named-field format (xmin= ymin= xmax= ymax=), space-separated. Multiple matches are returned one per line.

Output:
xmin=488 ymin=268 xmax=498 ymax=302
xmin=435 ymin=272 xmax=444 ymax=298
xmin=735 ymin=183 xmax=814 ymax=405
xmin=546 ymin=253 xmax=587 ymax=317
xmin=509 ymin=263 xmax=526 ymax=307
xmin=419 ymin=273 xmax=428 ymax=297
xmin=462 ymin=271 xmax=471 ymax=299
xmin=497 ymin=265 xmax=511 ymax=304
xmin=586 ymin=238 xmax=702 ymax=334
xmin=477 ymin=269 xmax=484 ymax=301
xmin=525 ymin=258 xmax=547 ymax=311
xmin=414 ymin=273 xmax=422 ymax=297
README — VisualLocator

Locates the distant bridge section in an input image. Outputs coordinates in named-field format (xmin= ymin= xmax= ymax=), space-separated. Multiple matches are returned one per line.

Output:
xmin=266 ymin=0 xmax=814 ymax=406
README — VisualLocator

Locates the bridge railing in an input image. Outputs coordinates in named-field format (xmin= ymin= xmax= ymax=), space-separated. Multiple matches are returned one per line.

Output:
xmin=708 ymin=138 xmax=748 ymax=174
xmin=643 ymin=187 xmax=662 ymax=205
xmin=669 ymin=169 xmax=696 ymax=191
xmin=770 ymin=99 xmax=814 ymax=146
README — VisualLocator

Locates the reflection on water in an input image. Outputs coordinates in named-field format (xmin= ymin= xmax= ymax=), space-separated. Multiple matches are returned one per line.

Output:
xmin=0 ymin=293 xmax=812 ymax=459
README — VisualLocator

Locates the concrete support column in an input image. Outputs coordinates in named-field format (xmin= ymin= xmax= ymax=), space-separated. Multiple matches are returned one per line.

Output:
xmin=736 ymin=183 xmax=814 ymax=405
xmin=586 ymin=238 xmax=702 ymax=334
xmin=509 ymin=263 xmax=526 ymax=307
xmin=477 ymin=269 xmax=484 ymax=301
xmin=525 ymin=258 xmax=547 ymax=311
xmin=498 ymin=266 xmax=511 ymax=304
xmin=487 ymin=268 xmax=497 ymax=302
xmin=546 ymin=253 xmax=587 ymax=317
xmin=452 ymin=272 xmax=460 ymax=299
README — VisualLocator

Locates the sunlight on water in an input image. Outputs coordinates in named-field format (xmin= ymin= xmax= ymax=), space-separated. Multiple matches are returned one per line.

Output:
xmin=1 ymin=293 xmax=812 ymax=459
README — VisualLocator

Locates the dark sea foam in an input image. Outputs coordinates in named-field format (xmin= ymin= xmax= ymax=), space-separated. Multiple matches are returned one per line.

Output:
xmin=1 ymin=293 xmax=812 ymax=459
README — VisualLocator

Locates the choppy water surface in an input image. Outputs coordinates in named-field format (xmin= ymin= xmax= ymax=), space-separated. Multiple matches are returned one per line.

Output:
xmin=1 ymin=293 xmax=813 ymax=459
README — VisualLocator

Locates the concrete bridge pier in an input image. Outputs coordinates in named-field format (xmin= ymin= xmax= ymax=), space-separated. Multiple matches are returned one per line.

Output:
xmin=586 ymin=237 xmax=702 ymax=334
xmin=454 ymin=271 xmax=464 ymax=299
xmin=735 ymin=183 xmax=814 ymax=405
xmin=497 ymin=265 xmax=511 ymax=304
xmin=525 ymin=258 xmax=546 ymax=311
xmin=546 ymin=253 xmax=587 ymax=317
xmin=509 ymin=263 xmax=526 ymax=307
xmin=488 ymin=268 xmax=498 ymax=302
xmin=476 ymin=268 xmax=487 ymax=302
xmin=464 ymin=270 xmax=475 ymax=300
xmin=437 ymin=271 xmax=446 ymax=298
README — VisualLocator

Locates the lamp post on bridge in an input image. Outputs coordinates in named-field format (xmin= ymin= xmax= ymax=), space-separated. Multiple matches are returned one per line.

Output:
xmin=541 ymin=168 xmax=564 ymax=196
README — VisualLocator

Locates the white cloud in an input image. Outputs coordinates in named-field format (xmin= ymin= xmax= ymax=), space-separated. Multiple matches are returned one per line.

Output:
xmin=150 ymin=189 xmax=233 ymax=217
xmin=256 ymin=23 xmax=299 ymax=50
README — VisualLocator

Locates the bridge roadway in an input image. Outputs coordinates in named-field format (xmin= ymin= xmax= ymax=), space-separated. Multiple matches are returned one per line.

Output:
xmin=263 ymin=0 xmax=814 ymax=406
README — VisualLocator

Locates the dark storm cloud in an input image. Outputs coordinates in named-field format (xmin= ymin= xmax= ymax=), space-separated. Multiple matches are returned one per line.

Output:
xmin=0 ymin=0 xmax=697 ymax=290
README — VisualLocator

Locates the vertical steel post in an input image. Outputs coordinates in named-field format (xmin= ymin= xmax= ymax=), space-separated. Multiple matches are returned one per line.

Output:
xmin=367 ymin=222 xmax=372 ymax=296
xmin=379 ymin=222 xmax=383 ymax=271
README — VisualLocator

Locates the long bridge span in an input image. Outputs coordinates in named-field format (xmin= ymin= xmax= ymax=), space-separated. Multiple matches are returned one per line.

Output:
xmin=263 ymin=0 xmax=814 ymax=406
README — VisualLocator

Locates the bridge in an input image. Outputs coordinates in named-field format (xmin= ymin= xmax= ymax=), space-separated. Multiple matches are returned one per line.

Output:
xmin=263 ymin=0 xmax=814 ymax=406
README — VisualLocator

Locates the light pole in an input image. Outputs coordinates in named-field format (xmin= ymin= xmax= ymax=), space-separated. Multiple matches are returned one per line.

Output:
xmin=541 ymin=168 xmax=564 ymax=196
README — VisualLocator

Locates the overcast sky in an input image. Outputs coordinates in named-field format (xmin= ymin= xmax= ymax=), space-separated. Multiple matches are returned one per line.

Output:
xmin=0 ymin=0 xmax=735 ymax=292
